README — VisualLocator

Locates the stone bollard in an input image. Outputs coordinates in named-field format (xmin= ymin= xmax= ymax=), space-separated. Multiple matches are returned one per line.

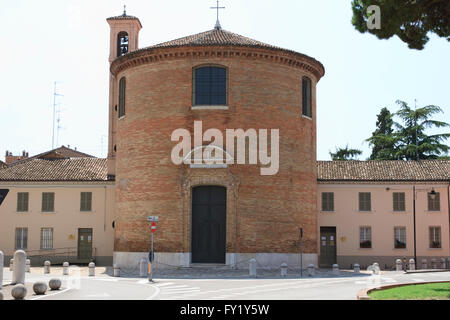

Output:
xmin=113 ymin=264 xmax=120 ymax=277
xmin=10 ymin=259 xmax=14 ymax=271
xmin=26 ymin=259 xmax=30 ymax=273
xmin=431 ymin=258 xmax=437 ymax=269
xmin=44 ymin=261 xmax=51 ymax=274
xmin=440 ymin=258 xmax=446 ymax=269
xmin=33 ymin=282 xmax=48 ymax=295
xmin=280 ymin=263 xmax=288 ymax=277
xmin=332 ymin=264 xmax=339 ymax=276
xmin=12 ymin=250 xmax=27 ymax=285
xmin=0 ymin=251 xmax=3 ymax=290
xmin=307 ymin=264 xmax=315 ymax=277
xmin=409 ymin=259 xmax=415 ymax=271
xmin=353 ymin=263 xmax=360 ymax=274
xmin=63 ymin=262 xmax=69 ymax=275
xmin=89 ymin=262 xmax=95 ymax=276
xmin=395 ymin=259 xmax=402 ymax=271
xmin=249 ymin=259 xmax=257 ymax=278
xmin=0 ymin=291 xmax=3 ymax=300
xmin=139 ymin=258 xmax=147 ymax=277
xmin=421 ymin=258 xmax=427 ymax=269
xmin=11 ymin=284 xmax=27 ymax=300
xmin=49 ymin=278 xmax=62 ymax=291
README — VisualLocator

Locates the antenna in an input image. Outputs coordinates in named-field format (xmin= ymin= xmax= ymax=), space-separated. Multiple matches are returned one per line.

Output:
xmin=415 ymin=99 xmax=418 ymax=160
xmin=52 ymin=82 xmax=64 ymax=149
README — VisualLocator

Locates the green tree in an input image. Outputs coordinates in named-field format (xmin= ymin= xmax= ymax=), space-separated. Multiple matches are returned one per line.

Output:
xmin=351 ymin=0 xmax=450 ymax=50
xmin=366 ymin=107 xmax=398 ymax=160
xmin=330 ymin=145 xmax=362 ymax=160
xmin=394 ymin=100 xmax=450 ymax=159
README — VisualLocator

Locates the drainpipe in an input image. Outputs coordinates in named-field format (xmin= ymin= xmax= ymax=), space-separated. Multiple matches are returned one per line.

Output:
xmin=413 ymin=185 xmax=417 ymax=266
xmin=448 ymin=182 xmax=450 ymax=257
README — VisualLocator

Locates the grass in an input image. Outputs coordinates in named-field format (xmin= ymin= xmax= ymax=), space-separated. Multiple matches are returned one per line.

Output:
xmin=369 ymin=282 xmax=450 ymax=300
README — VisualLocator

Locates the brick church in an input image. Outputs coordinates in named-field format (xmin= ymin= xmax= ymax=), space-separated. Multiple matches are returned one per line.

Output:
xmin=0 ymin=10 xmax=448 ymax=270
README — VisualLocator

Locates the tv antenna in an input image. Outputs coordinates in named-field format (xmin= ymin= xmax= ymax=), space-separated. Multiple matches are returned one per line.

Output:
xmin=52 ymin=81 xmax=64 ymax=149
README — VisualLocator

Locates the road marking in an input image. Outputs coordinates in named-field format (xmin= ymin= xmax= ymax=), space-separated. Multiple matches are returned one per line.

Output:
xmin=30 ymin=288 xmax=71 ymax=300
xmin=93 ymin=278 xmax=119 ymax=282
xmin=161 ymin=289 xmax=201 ymax=295
xmin=161 ymin=285 xmax=190 ymax=289
xmin=145 ymin=284 xmax=161 ymax=300
xmin=382 ymin=277 xmax=397 ymax=283
xmin=153 ymin=282 xmax=175 ymax=287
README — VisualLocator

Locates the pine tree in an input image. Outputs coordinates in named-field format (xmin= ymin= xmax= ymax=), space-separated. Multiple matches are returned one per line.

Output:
xmin=366 ymin=107 xmax=398 ymax=160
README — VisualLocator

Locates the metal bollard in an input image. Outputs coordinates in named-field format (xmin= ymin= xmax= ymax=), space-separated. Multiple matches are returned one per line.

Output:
xmin=0 ymin=251 xmax=3 ymax=290
xmin=353 ymin=263 xmax=360 ymax=274
xmin=440 ymin=258 xmax=446 ymax=269
xmin=395 ymin=259 xmax=402 ymax=271
xmin=113 ymin=264 xmax=120 ymax=277
xmin=409 ymin=259 xmax=415 ymax=271
xmin=63 ymin=262 xmax=69 ymax=275
xmin=12 ymin=250 xmax=27 ymax=285
xmin=139 ymin=258 xmax=147 ymax=277
xmin=88 ymin=262 xmax=95 ymax=276
xmin=249 ymin=259 xmax=257 ymax=277
xmin=280 ymin=263 xmax=288 ymax=277
xmin=10 ymin=259 xmax=14 ymax=271
xmin=307 ymin=264 xmax=315 ymax=277
xmin=332 ymin=264 xmax=339 ymax=276
xmin=26 ymin=259 xmax=30 ymax=273
xmin=421 ymin=258 xmax=427 ymax=269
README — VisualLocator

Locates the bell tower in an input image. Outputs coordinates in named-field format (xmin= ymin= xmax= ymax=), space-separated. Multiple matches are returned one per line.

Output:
xmin=106 ymin=8 xmax=142 ymax=177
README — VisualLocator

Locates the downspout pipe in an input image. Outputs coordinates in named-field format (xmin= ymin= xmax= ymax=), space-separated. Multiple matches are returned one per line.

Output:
xmin=413 ymin=185 xmax=417 ymax=266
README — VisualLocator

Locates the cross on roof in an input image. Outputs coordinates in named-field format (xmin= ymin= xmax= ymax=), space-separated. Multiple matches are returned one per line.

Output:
xmin=122 ymin=5 xmax=127 ymax=16
xmin=211 ymin=0 xmax=225 ymax=30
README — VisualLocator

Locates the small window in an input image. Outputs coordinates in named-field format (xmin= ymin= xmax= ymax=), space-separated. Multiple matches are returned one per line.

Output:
xmin=321 ymin=192 xmax=334 ymax=211
xmin=359 ymin=192 xmax=371 ymax=211
xmin=393 ymin=192 xmax=405 ymax=211
xmin=80 ymin=192 xmax=92 ymax=212
xmin=42 ymin=192 xmax=55 ymax=212
xmin=117 ymin=31 xmax=129 ymax=57
xmin=15 ymin=227 xmax=28 ymax=249
xmin=429 ymin=227 xmax=441 ymax=248
xmin=302 ymin=76 xmax=312 ymax=117
xmin=17 ymin=192 xmax=29 ymax=212
xmin=40 ymin=228 xmax=53 ymax=250
xmin=360 ymin=226 xmax=372 ymax=248
xmin=193 ymin=66 xmax=227 ymax=106
xmin=394 ymin=227 xmax=406 ymax=249
xmin=428 ymin=192 xmax=440 ymax=211
xmin=118 ymin=77 xmax=126 ymax=118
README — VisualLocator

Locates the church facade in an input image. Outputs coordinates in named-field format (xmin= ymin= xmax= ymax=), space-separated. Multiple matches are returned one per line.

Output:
xmin=107 ymin=12 xmax=324 ymax=268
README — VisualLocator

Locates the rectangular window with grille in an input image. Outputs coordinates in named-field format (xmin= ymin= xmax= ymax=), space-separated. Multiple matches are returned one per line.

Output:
xmin=80 ymin=192 xmax=92 ymax=212
xmin=394 ymin=227 xmax=406 ymax=248
xmin=15 ymin=227 xmax=28 ymax=249
xmin=427 ymin=192 xmax=440 ymax=211
xmin=321 ymin=192 xmax=334 ymax=211
xmin=360 ymin=226 xmax=372 ymax=248
xmin=118 ymin=77 xmax=126 ymax=118
xmin=193 ymin=66 xmax=227 ymax=106
xmin=429 ymin=227 xmax=441 ymax=248
xmin=393 ymin=192 xmax=405 ymax=211
xmin=42 ymin=192 xmax=55 ymax=212
xmin=17 ymin=192 xmax=29 ymax=212
xmin=359 ymin=192 xmax=371 ymax=211
xmin=40 ymin=228 xmax=53 ymax=250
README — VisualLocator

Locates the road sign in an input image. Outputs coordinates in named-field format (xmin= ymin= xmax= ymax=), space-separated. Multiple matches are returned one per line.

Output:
xmin=147 ymin=216 xmax=159 ymax=222
xmin=151 ymin=222 xmax=156 ymax=233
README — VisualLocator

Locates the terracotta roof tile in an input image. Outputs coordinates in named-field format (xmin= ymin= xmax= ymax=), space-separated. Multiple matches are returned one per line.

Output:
xmin=317 ymin=160 xmax=450 ymax=182
xmin=0 ymin=158 xmax=108 ymax=182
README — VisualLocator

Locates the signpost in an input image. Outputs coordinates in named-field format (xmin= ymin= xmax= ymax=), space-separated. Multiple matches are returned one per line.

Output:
xmin=299 ymin=227 xmax=303 ymax=278
xmin=147 ymin=216 xmax=158 ymax=282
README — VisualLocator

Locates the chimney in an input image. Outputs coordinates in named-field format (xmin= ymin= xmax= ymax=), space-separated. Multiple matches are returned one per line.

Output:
xmin=5 ymin=150 xmax=29 ymax=164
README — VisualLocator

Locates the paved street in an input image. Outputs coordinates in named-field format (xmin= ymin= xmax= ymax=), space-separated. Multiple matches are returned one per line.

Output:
xmin=2 ymin=267 xmax=450 ymax=300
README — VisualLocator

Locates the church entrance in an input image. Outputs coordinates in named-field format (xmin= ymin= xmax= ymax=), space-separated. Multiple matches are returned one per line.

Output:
xmin=191 ymin=186 xmax=226 ymax=263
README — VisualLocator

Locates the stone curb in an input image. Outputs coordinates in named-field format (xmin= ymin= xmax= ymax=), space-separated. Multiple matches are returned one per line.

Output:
xmin=356 ymin=280 xmax=450 ymax=300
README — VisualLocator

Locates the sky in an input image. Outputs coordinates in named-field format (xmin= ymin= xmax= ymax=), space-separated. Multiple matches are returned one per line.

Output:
xmin=1 ymin=0 xmax=449 ymax=161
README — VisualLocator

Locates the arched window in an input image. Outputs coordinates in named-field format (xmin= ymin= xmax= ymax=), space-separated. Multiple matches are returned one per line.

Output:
xmin=118 ymin=77 xmax=126 ymax=118
xmin=302 ymin=76 xmax=312 ymax=118
xmin=193 ymin=66 xmax=227 ymax=106
xmin=117 ymin=32 xmax=129 ymax=57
